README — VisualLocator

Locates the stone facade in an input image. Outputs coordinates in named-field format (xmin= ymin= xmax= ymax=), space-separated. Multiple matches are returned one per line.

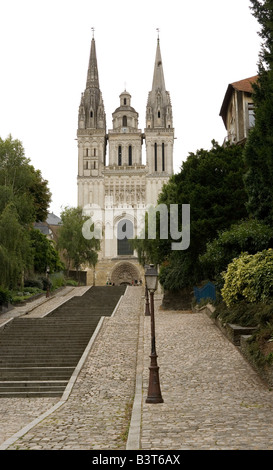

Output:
xmin=77 ymin=35 xmax=174 ymax=285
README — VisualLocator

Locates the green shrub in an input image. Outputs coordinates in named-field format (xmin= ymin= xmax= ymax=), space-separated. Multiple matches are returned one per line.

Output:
xmin=24 ymin=278 xmax=43 ymax=290
xmin=65 ymin=279 xmax=78 ymax=286
xmin=221 ymin=249 xmax=273 ymax=307
xmin=213 ymin=301 xmax=273 ymax=327
xmin=49 ymin=272 xmax=65 ymax=290
xmin=0 ymin=287 xmax=12 ymax=305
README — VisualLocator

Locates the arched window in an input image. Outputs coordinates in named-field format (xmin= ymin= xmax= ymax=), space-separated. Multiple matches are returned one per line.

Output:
xmin=90 ymin=110 xmax=93 ymax=118
xmin=118 ymin=146 xmax=122 ymax=166
xmin=162 ymin=143 xmax=165 ymax=171
xmin=123 ymin=116 xmax=127 ymax=127
xmin=117 ymin=219 xmax=134 ymax=255
xmin=154 ymin=143 xmax=157 ymax=172
xmin=128 ymin=145 xmax=132 ymax=166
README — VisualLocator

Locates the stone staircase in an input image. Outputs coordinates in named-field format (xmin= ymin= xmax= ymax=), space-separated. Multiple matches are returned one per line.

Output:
xmin=0 ymin=286 xmax=126 ymax=398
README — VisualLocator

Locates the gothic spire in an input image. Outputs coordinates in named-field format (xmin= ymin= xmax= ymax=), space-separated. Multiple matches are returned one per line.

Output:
xmin=151 ymin=37 xmax=166 ymax=94
xmin=86 ymin=36 xmax=99 ymax=89
xmin=146 ymin=36 xmax=173 ymax=130
xmin=78 ymin=32 xmax=106 ymax=131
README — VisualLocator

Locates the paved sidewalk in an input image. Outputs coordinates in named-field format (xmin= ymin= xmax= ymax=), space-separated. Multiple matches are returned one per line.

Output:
xmin=0 ymin=286 xmax=273 ymax=450
xmin=141 ymin=299 xmax=273 ymax=450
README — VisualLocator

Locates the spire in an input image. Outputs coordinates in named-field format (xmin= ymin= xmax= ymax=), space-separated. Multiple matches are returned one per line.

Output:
xmin=78 ymin=31 xmax=106 ymax=131
xmin=86 ymin=35 xmax=99 ymax=89
xmin=146 ymin=34 xmax=173 ymax=130
xmin=151 ymin=35 xmax=166 ymax=93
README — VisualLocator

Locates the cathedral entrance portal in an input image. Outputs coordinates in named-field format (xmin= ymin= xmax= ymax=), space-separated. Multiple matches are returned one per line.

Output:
xmin=110 ymin=262 xmax=141 ymax=286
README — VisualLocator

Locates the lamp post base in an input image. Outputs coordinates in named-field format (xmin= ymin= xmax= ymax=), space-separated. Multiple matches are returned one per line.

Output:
xmin=146 ymin=354 xmax=164 ymax=404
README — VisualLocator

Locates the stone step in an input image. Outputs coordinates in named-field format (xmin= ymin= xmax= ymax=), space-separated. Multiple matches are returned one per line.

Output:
xmin=0 ymin=380 xmax=67 ymax=392
xmin=0 ymin=286 xmax=125 ymax=396
xmin=0 ymin=390 xmax=65 ymax=398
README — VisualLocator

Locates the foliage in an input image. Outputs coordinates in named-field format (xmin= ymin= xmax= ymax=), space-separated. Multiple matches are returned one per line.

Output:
xmin=57 ymin=206 xmax=100 ymax=272
xmin=221 ymin=249 xmax=273 ymax=306
xmin=243 ymin=1 xmax=273 ymax=224
xmin=0 ymin=135 xmax=51 ymax=224
xmin=49 ymin=272 xmax=66 ymax=290
xmin=200 ymin=219 xmax=273 ymax=283
xmin=30 ymin=228 xmax=64 ymax=274
xmin=0 ymin=136 xmax=52 ymax=290
xmin=0 ymin=204 xmax=33 ymax=289
xmin=0 ymin=287 xmax=12 ymax=305
xmin=134 ymin=141 xmax=248 ymax=291
xmin=213 ymin=300 xmax=273 ymax=327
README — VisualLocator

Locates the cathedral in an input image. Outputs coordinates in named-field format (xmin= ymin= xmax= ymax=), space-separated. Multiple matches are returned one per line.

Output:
xmin=77 ymin=34 xmax=174 ymax=286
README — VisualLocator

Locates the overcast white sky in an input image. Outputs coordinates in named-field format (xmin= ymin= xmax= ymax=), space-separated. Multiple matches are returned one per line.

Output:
xmin=0 ymin=0 xmax=261 ymax=216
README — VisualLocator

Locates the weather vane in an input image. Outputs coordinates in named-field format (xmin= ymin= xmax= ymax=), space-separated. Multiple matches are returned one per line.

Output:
xmin=91 ymin=27 xmax=95 ymax=38
xmin=156 ymin=28 xmax=160 ymax=39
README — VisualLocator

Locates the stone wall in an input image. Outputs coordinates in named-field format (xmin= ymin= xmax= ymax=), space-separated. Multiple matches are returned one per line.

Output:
xmin=203 ymin=303 xmax=273 ymax=388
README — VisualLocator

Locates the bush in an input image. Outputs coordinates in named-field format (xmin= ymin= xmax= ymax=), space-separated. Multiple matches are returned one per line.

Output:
xmin=65 ymin=279 xmax=78 ymax=286
xmin=200 ymin=219 xmax=273 ymax=282
xmin=24 ymin=278 xmax=44 ymax=290
xmin=221 ymin=249 xmax=273 ymax=306
xmin=0 ymin=287 xmax=12 ymax=305
xmin=49 ymin=272 xmax=65 ymax=290
xmin=213 ymin=301 xmax=273 ymax=327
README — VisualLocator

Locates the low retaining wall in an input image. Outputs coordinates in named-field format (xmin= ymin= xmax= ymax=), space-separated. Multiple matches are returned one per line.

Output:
xmin=200 ymin=303 xmax=273 ymax=388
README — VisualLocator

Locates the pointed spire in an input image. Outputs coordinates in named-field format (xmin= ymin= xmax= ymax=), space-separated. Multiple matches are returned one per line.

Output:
xmin=146 ymin=34 xmax=173 ymax=130
xmin=79 ymin=31 xmax=106 ymax=131
xmin=151 ymin=34 xmax=166 ymax=93
xmin=86 ymin=35 xmax=99 ymax=89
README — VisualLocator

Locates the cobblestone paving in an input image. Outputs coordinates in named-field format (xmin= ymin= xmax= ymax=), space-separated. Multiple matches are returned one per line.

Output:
xmin=0 ymin=286 xmax=90 ymax=445
xmin=1 ymin=287 xmax=273 ymax=450
xmin=141 ymin=298 xmax=273 ymax=450
xmin=2 ymin=286 xmax=142 ymax=450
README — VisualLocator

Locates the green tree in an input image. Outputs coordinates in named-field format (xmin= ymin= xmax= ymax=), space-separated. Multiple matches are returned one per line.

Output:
xmin=134 ymin=141 xmax=248 ymax=291
xmin=57 ymin=207 xmax=100 ymax=276
xmin=0 ymin=204 xmax=33 ymax=289
xmin=30 ymin=228 xmax=64 ymax=274
xmin=243 ymin=0 xmax=273 ymax=223
xmin=0 ymin=135 xmax=51 ymax=223
xmin=200 ymin=218 xmax=273 ymax=283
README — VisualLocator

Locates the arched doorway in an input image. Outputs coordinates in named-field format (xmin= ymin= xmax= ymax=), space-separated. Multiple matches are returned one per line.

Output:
xmin=110 ymin=262 xmax=140 ymax=286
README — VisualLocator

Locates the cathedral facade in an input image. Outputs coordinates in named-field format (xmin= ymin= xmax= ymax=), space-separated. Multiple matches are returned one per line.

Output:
xmin=77 ymin=35 xmax=174 ymax=285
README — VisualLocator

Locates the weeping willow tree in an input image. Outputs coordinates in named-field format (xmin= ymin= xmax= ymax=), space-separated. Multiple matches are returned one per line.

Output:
xmin=0 ymin=204 xmax=33 ymax=289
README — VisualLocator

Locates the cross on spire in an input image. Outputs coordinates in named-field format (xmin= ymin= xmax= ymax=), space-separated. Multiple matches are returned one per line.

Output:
xmin=91 ymin=27 xmax=95 ymax=38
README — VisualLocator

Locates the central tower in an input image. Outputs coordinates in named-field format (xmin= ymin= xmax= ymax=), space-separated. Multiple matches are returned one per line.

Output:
xmin=77 ymin=34 xmax=174 ymax=285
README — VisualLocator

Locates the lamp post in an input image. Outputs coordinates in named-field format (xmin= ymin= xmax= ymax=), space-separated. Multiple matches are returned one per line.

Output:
xmin=145 ymin=264 xmax=163 ymax=404
xmin=144 ymin=265 xmax=150 ymax=316
xmin=46 ymin=266 xmax=50 ymax=298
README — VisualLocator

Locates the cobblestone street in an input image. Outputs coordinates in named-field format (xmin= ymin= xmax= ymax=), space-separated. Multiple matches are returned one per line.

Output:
xmin=0 ymin=286 xmax=273 ymax=451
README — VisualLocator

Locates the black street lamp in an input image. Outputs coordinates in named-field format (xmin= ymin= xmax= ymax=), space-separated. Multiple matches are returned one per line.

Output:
xmin=145 ymin=264 xmax=164 ymax=404
xmin=144 ymin=265 xmax=150 ymax=316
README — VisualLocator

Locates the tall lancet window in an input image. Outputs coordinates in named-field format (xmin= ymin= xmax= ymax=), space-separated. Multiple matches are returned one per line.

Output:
xmin=154 ymin=143 xmax=157 ymax=172
xmin=117 ymin=219 xmax=134 ymax=256
xmin=128 ymin=146 xmax=132 ymax=166
xmin=162 ymin=143 xmax=165 ymax=171
xmin=118 ymin=146 xmax=122 ymax=166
